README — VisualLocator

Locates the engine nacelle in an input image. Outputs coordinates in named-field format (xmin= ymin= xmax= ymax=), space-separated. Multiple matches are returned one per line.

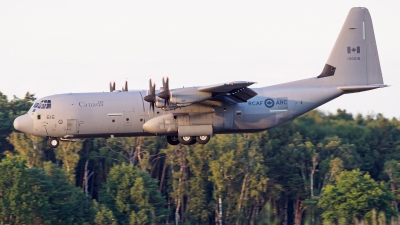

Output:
xmin=170 ymin=88 xmax=212 ymax=106
xmin=143 ymin=114 xmax=178 ymax=135
xmin=142 ymin=114 xmax=213 ymax=136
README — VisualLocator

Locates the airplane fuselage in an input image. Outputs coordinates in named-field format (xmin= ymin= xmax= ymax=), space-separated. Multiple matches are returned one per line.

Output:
xmin=19 ymin=85 xmax=343 ymax=140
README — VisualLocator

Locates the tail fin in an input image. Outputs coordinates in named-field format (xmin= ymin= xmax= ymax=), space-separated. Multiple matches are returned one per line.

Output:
xmin=317 ymin=7 xmax=384 ymax=86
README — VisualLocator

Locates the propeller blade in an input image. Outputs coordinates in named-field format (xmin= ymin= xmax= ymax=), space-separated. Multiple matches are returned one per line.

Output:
xmin=124 ymin=79 xmax=128 ymax=92
xmin=158 ymin=76 xmax=171 ymax=107
xmin=144 ymin=78 xmax=157 ymax=111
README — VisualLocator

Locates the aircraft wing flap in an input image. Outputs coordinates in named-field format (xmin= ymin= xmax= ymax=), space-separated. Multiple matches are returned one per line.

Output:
xmin=239 ymin=88 xmax=258 ymax=98
xmin=226 ymin=95 xmax=246 ymax=103
xmin=198 ymin=81 xmax=258 ymax=103
xmin=198 ymin=81 xmax=256 ymax=93
xmin=227 ymin=88 xmax=257 ymax=102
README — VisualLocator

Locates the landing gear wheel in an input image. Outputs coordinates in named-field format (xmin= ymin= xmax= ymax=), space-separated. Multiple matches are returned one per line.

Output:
xmin=47 ymin=137 xmax=59 ymax=148
xmin=166 ymin=136 xmax=179 ymax=145
xmin=196 ymin=135 xmax=210 ymax=144
xmin=178 ymin=136 xmax=194 ymax=145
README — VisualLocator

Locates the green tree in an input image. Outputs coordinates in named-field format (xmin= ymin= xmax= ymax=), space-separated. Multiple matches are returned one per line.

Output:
xmin=99 ymin=163 xmax=168 ymax=225
xmin=0 ymin=156 xmax=93 ymax=224
xmin=318 ymin=170 xmax=395 ymax=224
xmin=0 ymin=92 xmax=35 ymax=155
xmin=7 ymin=132 xmax=46 ymax=168
xmin=93 ymin=200 xmax=117 ymax=225
xmin=54 ymin=140 xmax=84 ymax=183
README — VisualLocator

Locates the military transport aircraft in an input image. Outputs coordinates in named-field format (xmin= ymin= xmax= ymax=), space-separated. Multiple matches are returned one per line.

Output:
xmin=14 ymin=7 xmax=387 ymax=148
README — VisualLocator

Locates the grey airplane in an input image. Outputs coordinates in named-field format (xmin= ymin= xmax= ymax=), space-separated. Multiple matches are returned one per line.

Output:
xmin=14 ymin=7 xmax=387 ymax=148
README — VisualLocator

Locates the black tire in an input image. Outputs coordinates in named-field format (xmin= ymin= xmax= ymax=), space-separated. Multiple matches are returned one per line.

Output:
xmin=196 ymin=135 xmax=210 ymax=144
xmin=166 ymin=136 xmax=179 ymax=145
xmin=47 ymin=137 xmax=59 ymax=148
xmin=178 ymin=136 xmax=194 ymax=145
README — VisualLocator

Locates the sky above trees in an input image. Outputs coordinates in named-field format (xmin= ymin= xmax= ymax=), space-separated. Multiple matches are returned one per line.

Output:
xmin=1 ymin=1 xmax=399 ymax=119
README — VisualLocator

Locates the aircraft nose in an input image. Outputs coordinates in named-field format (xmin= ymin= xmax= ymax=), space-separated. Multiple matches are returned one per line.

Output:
xmin=14 ymin=114 xmax=34 ymax=134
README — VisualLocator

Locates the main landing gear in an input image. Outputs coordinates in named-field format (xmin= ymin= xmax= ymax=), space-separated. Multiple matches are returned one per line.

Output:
xmin=166 ymin=135 xmax=211 ymax=145
xmin=46 ymin=137 xmax=60 ymax=148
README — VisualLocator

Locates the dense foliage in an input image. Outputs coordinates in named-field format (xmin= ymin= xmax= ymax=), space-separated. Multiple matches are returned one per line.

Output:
xmin=1 ymin=91 xmax=400 ymax=224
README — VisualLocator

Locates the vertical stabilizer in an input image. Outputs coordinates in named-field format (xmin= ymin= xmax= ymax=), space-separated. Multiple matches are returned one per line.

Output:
xmin=317 ymin=7 xmax=383 ymax=86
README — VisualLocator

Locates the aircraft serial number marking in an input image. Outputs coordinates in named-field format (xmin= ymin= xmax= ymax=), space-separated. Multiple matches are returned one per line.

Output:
xmin=347 ymin=57 xmax=360 ymax=60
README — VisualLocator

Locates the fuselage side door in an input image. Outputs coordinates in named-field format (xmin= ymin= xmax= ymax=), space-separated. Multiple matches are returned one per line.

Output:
xmin=66 ymin=119 xmax=77 ymax=135
xmin=213 ymin=106 xmax=232 ymax=132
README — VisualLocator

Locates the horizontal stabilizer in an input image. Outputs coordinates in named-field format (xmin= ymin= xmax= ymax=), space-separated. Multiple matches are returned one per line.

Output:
xmin=338 ymin=84 xmax=388 ymax=93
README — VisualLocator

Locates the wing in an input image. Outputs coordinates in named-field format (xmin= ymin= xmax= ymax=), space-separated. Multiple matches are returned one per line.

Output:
xmin=198 ymin=81 xmax=258 ymax=103
xmin=144 ymin=79 xmax=258 ymax=110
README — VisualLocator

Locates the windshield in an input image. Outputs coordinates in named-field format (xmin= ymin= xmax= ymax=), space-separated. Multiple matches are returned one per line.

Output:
xmin=30 ymin=100 xmax=52 ymax=113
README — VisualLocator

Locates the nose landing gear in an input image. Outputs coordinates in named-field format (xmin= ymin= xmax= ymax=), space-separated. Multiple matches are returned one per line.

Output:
xmin=46 ymin=137 xmax=59 ymax=148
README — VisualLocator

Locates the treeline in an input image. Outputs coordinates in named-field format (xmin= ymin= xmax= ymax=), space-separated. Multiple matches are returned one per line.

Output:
xmin=1 ymin=91 xmax=400 ymax=224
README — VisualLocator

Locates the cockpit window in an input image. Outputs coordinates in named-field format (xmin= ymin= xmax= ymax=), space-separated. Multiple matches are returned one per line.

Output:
xmin=33 ymin=100 xmax=52 ymax=109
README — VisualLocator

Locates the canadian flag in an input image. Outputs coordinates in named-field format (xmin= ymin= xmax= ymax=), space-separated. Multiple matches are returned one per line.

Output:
xmin=347 ymin=46 xmax=360 ymax=54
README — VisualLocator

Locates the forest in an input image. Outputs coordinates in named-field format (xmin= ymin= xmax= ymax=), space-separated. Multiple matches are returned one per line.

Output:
xmin=1 ymin=91 xmax=400 ymax=225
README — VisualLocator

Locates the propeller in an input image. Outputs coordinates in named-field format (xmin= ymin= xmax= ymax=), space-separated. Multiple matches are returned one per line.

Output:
xmin=158 ymin=77 xmax=171 ymax=107
xmin=109 ymin=80 xmax=116 ymax=92
xmin=122 ymin=79 xmax=128 ymax=92
xmin=143 ymin=78 xmax=156 ymax=111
